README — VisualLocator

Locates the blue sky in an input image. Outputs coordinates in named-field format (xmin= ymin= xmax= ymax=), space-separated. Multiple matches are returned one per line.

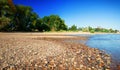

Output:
xmin=13 ymin=0 xmax=120 ymax=30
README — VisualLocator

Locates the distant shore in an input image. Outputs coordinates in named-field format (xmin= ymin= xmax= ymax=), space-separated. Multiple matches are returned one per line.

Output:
xmin=0 ymin=31 xmax=119 ymax=35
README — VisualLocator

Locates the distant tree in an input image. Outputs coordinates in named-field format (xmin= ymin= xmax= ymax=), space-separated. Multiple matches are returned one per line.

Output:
xmin=109 ymin=28 xmax=114 ymax=33
xmin=36 ymin=18 xmax=50 ymax=32
xmin=114 ymin=30 xmax=118 ymax=33
xmin=57 ymin=20 xmax=68 ymax=31
xmin=78 ymin=27 xmax=82 ymax=31
xmin=90 ymin=29 xmax=95 ymax=33
xmin=42 ymin=15 xmax=67 ymax=31
xmin=69 ymin=24 xmax=77 ymax=31
xmin=88 ymin=26 xmax=92 ymax=31
xmin=82 ymin=27 xmax=89 ymax=32
xmin=95 ymin=27 xmax=101 ymax=32
xmin=27 ymin=13 xmax=38 ymax=31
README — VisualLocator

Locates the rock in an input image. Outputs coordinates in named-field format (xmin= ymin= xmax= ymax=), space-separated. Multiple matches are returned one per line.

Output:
xmin=59 ymin=64 xmax=64 ymax=70
xmin=80 ymin=64 xmax=84 ymax=69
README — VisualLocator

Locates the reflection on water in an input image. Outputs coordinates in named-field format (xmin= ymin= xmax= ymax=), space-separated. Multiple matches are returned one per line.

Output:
xmin=86 ymin=34 xmax=120 ymax=66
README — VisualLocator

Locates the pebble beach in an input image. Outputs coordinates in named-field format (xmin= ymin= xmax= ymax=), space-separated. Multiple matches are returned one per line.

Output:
xmin=0 ymin=33 xmax=111 ymax=70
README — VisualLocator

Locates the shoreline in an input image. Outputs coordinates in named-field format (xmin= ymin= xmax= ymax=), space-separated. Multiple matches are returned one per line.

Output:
xmin=0 ymin=33 xmax=112 ymax=69
xmin=0 ymin=31 xmax=120 ymax=35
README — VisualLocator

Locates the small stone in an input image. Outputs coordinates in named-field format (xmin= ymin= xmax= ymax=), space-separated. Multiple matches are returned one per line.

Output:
xmin=71 ymin=58 xmax=74 ymax=62
xmin=88 ymin=68 xmax=91 ymax=70
xmin=35 ymin=64 xmax=37 ymax=67
xmin=34 ymin=52 xmax=38 ymax=55
xmin=50 ymin=60 xmax=55 ymax=65
xmin=92 ymin=67 xmax=95 ymax=69
xmin=80 ymin=64 xmax=83 ymax=69
xmin=88 ymin=57 xmax=91 ymax=61
xmin=0 ymin=56 xmax=2 ymax=60
xmin=59 ymin=64 xmax=64 ymax=70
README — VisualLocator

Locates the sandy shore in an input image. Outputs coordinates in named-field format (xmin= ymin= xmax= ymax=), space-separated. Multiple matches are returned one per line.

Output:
xmin=0 ymin=33 xmax=111 ymax=70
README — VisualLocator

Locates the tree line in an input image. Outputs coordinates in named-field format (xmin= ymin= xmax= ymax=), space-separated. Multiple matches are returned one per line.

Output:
xmin=69 ymin=25 xmax=119 ymax=33
xmin=0 ymin=0 xmax=67 ymax=32
xmin=0 ymin=0 xmax=119 ymax=33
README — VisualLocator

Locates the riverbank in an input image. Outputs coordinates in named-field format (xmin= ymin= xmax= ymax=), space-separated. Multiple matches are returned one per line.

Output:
xmin=1 ymin=31 xmax=119 ymax=35
xmin=0 ymin=33 xmax=111 ymax=70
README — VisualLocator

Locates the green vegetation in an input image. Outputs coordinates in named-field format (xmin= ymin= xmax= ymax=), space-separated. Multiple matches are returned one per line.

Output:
xmin=81 ymin=26 xmax=119 ymax=33
xmin=0 ymin=0 xmax=67 ymax=32
xmin=0 ymin=0 xmax=119 ymax=33
xmin=69 ymin=24 xmax=77 ymax=31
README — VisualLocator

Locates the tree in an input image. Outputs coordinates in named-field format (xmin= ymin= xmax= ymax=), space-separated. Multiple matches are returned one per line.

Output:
xmin=0 ymin=17 xmax=11 ymax=31
xmin=7 ymin=0 xmax=39 ymax=31
xmin=42 ymin=15 xmax=67 ymax=31
xmin=49 ymin=15 xmax=60 ymax=31
xmin=7 ymin=0 xmax=16 ymax=13
xmin=88 ymin=26 xmax=92 ymax=31
xmin=0 ymin=0 xmax=13 ymax=31
xmin=57 ymin=20 xmax=68 ymax=31
xmin=109 ymin=28 xmax=114 ymax=33
xmin=82 ymin=27 xmax=89 ymax=32
xmin=0 ymin=0 xmax=68 ymax=32
xmin=69 ymin=25 xmax=77 ymax=31
xmin=6 ymin=5 xmax=38 ymax=31
xmin=114 ymin=30 xmax=118 ymax=33
xmin=7 ymin=0 xmax=19 ymax=31
xmin=36 ymin=18 xmax=50 ymax=32
xmin=95 ymin=27 xmax=101 ymax=32
xmin=90 ymin=29 xmax=95 ymax=33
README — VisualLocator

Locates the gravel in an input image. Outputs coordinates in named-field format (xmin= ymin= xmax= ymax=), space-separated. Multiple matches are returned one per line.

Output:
xmin=0 ymin=33 xmax=111 ymax=70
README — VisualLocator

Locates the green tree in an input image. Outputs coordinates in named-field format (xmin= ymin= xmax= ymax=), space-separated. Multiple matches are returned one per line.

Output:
xmin=78 ymin=27 xmax=82 ymax=31
xmin=114 ymin=30 xmax=118 ymax=33
xmin=42 ymin=15 xmax=67 ymax=31
xmin=109 ymin=28 xmax=114 ymax=33
xmin=0 ymin=0 xmax=68 ymax=32
xmin=88 ymin=26 xmax=92 ymax=31
xmin=57 ymin=20 xmax=68 ymax=31
xmin=0 ymin=0 xmax=13 ymax=31
xmin=82 ymin=27 xmax=89 ymax=32
xmin=95 ymin=27 xmax=101 ymax=32
xmin=36 ymin=18 xmax=50 ymax=32
xmin=0 ymin=17 xmax=11 ymax=31
xmin=69 ymin=24 xmax=77 ymax=31
xmin=90 ymin=29 xmax=95 ymax=33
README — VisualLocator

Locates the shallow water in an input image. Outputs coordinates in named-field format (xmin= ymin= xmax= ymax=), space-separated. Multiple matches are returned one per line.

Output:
xmin=86 ymin=34 xmax=120 ymax=66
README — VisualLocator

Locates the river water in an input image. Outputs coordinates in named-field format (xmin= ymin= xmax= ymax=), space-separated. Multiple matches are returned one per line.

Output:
xmin=85 ymin=34 xmax=120 ymax=69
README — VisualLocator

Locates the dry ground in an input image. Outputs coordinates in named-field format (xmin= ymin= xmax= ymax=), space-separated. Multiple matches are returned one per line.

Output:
xmin=0 ymin=33 xmax=111 ymax=70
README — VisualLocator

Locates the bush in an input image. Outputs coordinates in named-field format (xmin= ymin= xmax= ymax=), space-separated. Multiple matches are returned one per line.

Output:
xmin=90 ymin=30 xmax=95 ymax=33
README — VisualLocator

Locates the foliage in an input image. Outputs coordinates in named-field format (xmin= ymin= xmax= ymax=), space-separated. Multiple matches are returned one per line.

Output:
xmin=36 ymin=18 xmax=50 ymax=32
xmin=42 ymin=15 xmax=68 ymax=31
xmin=0 ymin=0 xmax=12 ymax=31
xmin=82 ymin=27 xmax=89 ymax=32
xmin=80 ymin=26 xmax=119 ymax=33
xmin=0 ymin=17 xmax=11 ymax=31
xmin=69 ymin=24 xmax=77 ymax=31
xmin=90 ymin=29 xmax=95 ymax=33
xmin=0 ymin=0 xmax=67 ymax=32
